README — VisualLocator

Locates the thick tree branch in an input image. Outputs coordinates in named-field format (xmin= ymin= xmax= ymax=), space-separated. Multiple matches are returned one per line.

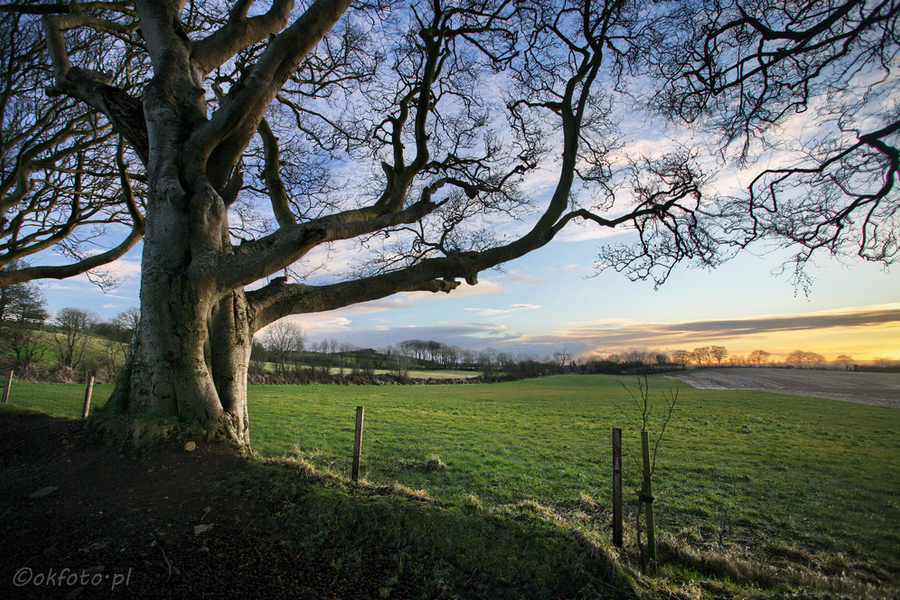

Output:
xmin=193 ymin=0 xmax=352 ymax=189
xmin=242 ymin=1 xmax=631 ymax=321
xmin=0 ymin=133 xmax=144 ymax=283
xmin=222 ymin=198 xmax=441 ymax=292
xmin=0 ymin=119 xmax=92 ymax=215
xmin=42 ymin=13 xmax=149 ymax=163
xmin=257 ymin=117 xmax=295 ymax=227
xmin=0 ymin=3 xmax=135 ymax=16
xmin=0 ymin=223 xmax=142 ymax=286
xmin=192 ymin=0 xmax=294 ymax=75
xmin=248 ymin=270 xmax=461 ymax=333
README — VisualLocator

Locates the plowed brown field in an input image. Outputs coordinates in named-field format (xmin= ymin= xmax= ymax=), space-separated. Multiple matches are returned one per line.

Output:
xmin=667 ymin=367 xmax=900 ymax=408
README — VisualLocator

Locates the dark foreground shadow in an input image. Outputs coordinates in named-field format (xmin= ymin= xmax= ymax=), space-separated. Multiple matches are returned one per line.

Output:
xmin=0 ymin=408 xmax=634 ymax=599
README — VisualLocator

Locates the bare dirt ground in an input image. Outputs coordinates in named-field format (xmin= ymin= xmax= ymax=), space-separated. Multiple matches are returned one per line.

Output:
xmin=0 ymin=410 xmax=415 ymax=599
xmin=666 ymin=367 xmax=900 ymax=408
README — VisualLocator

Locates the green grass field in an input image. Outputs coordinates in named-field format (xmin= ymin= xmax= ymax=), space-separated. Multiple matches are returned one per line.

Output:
xmin=0 ymin=379 xmax=116 ymax=416
xmin=5 ymin=374 xmax=899 ymax=596
xmin=246 ymin=376 xmax=900 ymax=585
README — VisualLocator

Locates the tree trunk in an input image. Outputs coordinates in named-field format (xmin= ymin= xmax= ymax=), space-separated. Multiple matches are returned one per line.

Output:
xmin=107 ymin=187 xmax=252 ymax=447
xmin=99 ymin=28 xmax=261 ymax=446
xmin=107 ymin=280 xmax=252 ymax=446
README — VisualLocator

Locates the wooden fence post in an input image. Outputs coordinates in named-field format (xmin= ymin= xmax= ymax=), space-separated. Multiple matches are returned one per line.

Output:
xmin=82 ymin=376 xmax=95 ymax=419
xmin=640 ymin=429 xmax=657 ymax=565
xmin=2 ymin=370 xmax=12 ymax=404
xmin=351 ymin=406 xmax=365 ymax=482
xmin=612 ymin=427 xmax=623 ymax=548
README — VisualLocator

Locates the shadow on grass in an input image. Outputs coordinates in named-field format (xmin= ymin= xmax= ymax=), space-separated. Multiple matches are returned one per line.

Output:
xmin=233 ymin=457 xmax=637 ymax=600
xmin=233 ymin=456 xmax=900 ymax=600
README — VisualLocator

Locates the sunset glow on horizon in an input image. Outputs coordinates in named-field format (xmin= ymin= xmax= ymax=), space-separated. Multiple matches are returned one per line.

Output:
xmin=554 ymin=303 xmax=900 ymax=363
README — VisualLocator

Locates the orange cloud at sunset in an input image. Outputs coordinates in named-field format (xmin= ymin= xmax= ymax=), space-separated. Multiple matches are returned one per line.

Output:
xmin=522 ymin=303 xmax=900 ymax=362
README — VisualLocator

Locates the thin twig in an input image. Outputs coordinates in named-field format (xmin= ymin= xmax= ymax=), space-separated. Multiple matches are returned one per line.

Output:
xmin=650 ymin=387 xmax=678 ymax=476
xmin=157 ymin=540 xmax=172 ymax=579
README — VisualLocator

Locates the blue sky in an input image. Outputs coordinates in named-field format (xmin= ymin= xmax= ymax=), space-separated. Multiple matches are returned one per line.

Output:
xmin=42 ymin=228 xmax=898 ymax=363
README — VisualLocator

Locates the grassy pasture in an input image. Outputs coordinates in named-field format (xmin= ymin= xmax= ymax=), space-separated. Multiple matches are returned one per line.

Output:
xmin=0 ymin=379 xmax=116 ymax=416
xmin=247 ymin=375 xmax=900 ymax=588
xmin=6 ymin=374 xmax=899 ymax=594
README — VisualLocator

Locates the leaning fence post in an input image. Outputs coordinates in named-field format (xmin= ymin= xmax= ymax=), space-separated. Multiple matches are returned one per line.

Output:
xmin=82 ymin=376 xmax=95 ymax=419
xmin=612 ymin=427 xmax=623 ymax=548
xmin=2 ymin=370 xmax=12 ymax=404
xmin=351 ymin=406 xmax=365 ymax=481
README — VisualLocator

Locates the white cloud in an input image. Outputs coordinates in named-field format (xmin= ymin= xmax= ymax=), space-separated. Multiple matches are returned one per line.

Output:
xmin=497 ymin=270 xmax=544 ymax=286
xmin=446 ymin=278 xmax=505 ymax=297
xmin=555 ymin=221 xmax=632 ymax=243
xmin=562 ymin=263 xmax=596 ymax=275
xmin=297 ymin=321 xmax=515 ymax=350
xmin=256 ymin=313 xmax=354 ymax=340
xmin=519 ymin=164 xmax=561 ymax=198
xmin=465 ymin=303 xmax=541 ymax=317
xmin=105 ymin=258 xmax=142 ymax=278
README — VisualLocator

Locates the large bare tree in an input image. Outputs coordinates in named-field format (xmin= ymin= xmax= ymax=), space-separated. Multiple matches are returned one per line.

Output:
xmin=0 ymin=0 xmax=895 ymax=447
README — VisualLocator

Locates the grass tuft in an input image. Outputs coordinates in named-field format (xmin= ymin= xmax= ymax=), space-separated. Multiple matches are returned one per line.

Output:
xmin=576 ymin=491 xmax=599 ymax=511
xmin=424 ymin=454 xmax=447 ymax=471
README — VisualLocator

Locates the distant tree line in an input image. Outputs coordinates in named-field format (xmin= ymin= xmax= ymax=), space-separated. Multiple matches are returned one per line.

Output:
xmin=573 ymin=349 xmax=678 ymax=375
xmin=0 ymin=298 xmax=140 ymax=383
xmin=574 ymin=346 xmax=897 ymax=373
xmin=249 ymin=328 xmax=575 ymax=384
xmin=0 ymin=270 xmax=49 ymax=372
xmin=0 ymin=266 xmax=142 ymax=382
xmin=2 ymin=275 xmax=897 ymax=384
